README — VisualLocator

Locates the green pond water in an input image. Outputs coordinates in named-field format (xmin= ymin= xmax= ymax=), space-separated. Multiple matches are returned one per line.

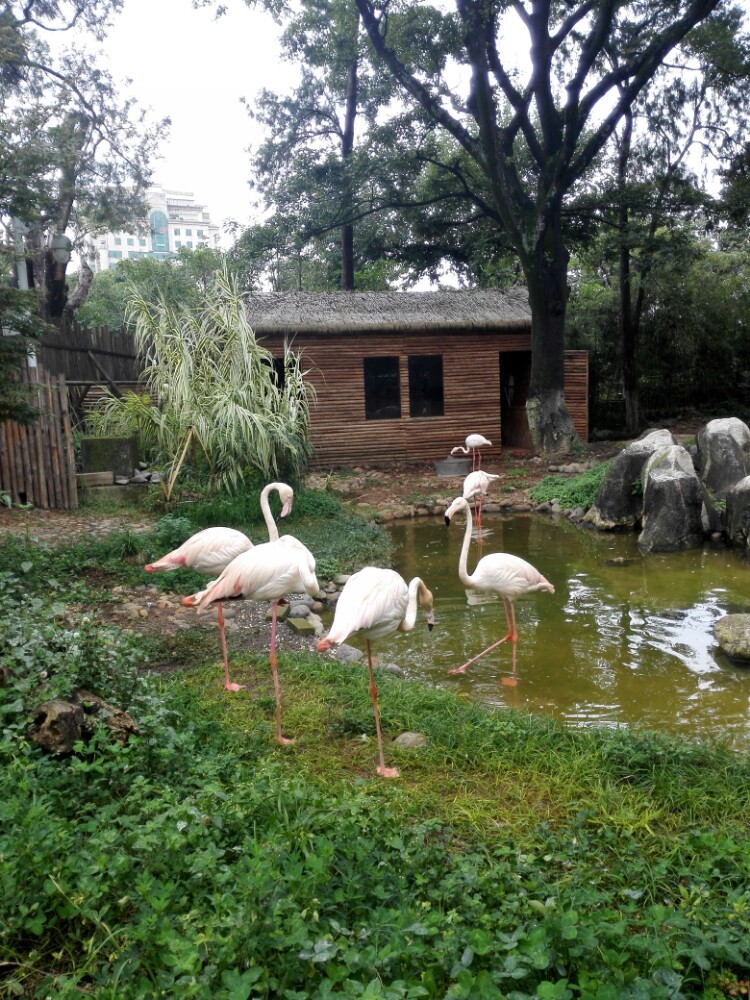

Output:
xmin=367 ymin=513 xmax=750 ymax=748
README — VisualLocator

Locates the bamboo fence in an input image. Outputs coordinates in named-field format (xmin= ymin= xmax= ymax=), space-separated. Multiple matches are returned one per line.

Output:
xmin=0 ymin=363 xmax=78 ymax=510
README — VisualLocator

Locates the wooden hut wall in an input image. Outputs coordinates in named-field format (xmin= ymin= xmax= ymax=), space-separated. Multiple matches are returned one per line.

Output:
xmin=563 ymin=350 xmax=589 ymax=443
xmin=262 ymin=328 xmax=587 ymax=467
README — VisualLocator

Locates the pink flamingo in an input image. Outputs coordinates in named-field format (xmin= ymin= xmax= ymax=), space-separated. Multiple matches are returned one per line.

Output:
xmin=462 ymin=469 xmax=501 ymax=544
xmin=444 ymin=495 xmax=554 ymax=686
xmin=316 ymin=567 xmax=434 ymax=778
xmin=187 ymin=538 xmax=320 ymax=744
xmin=144 ymin=482 xmax=295 ymax=691
xmin=451 ymin=433 xmax=492 ymax=470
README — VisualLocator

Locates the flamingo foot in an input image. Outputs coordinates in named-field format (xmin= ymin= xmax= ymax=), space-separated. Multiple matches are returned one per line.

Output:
xmin=224 ymin=681 xmax=246 ymax=692
xmin=275 ymin=734 xmax=296 ymax=746
xmin=377 ymin=765 xmax=400 ymax=779
xmin=448 ymin=664 xmax=469 ymax=675
xmin=501 ymin=677 xmax=518 ymax=687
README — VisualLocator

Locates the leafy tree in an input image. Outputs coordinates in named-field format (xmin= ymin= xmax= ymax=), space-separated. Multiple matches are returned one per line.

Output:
xmin=0 ymin=284 xmax=45 ymax=423
xmin=77 ymin=247 xmax=228 ymax=330
xmin=352 ymin=0 xmax=736 ymax=453
xmin=87 ymin=267 xmax=315 ymax=491
xmin=1 ymin=1 xmax=166 ymax=323
xmin=572 ymin=8 xmax=750 ymax=434
xmin=248 ymin=0 xmax=410 ymax=290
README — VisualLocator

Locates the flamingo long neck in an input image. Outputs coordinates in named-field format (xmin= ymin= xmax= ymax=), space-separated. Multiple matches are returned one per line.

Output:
xmin=400 ymin=577 xmax=428 ymax=633
xmin=457 ymin=500 xmax=476 ymax=588
xmin=260 ymin=484 xmax=280 ymax=541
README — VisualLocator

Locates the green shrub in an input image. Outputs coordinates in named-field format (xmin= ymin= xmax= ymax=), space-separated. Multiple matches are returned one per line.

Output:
xmin=528 ymin=459 xmax=611 ymax=510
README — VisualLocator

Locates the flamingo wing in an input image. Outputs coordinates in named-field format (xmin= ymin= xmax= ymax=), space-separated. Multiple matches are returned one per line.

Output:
xmin=474 ymin=552 xmax=554 ymax=600
xmin=146 ymin=526 xmax=252 ymax=575
xmin=327 ymin=568 xmax=408 ymax=645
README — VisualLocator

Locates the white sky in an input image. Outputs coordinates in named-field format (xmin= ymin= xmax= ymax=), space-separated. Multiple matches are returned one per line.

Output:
xmin=90 ymin=0 xmax=289 ymax=245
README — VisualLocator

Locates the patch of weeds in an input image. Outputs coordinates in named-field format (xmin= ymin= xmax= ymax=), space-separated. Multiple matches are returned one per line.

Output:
xmin=529 ymin=459 xmax=612 ymax=509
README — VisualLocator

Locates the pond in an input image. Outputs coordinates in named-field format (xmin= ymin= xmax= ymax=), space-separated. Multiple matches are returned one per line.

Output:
xmin=377 ymin=512 xmax=750 ymax=748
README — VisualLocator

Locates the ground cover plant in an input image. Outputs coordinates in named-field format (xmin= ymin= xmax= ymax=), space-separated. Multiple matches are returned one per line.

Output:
xmin=528 ymin=461 xmax=612 ymax=511
xmin=2 ymin=495 xmax=750 ymax=998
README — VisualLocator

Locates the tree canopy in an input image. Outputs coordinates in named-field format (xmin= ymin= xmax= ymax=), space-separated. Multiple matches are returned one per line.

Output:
xmin=1 ymin=0 xmax=166 ymax=322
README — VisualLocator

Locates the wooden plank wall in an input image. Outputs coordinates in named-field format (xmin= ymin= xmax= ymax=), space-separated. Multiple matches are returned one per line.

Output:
xmin=38 ymin=319 xmax=141 ymax=383
xmin=564 ymin=350 xmax=589 ymax=443
xmin=261 ymin=328 xmax=587 ymax=468
xmin=0 ymin=364 xmax=78 ymax=509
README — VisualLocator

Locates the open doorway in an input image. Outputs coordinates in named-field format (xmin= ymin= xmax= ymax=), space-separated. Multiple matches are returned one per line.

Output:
xmin=500 ymin=350 xmax=532 ymax=450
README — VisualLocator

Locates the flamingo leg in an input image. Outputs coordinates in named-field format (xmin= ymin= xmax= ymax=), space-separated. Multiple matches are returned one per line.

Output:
xmin=366 ymin=640 xmax=399 ymax=778
xmin=501 ymin=599 xmax=520 ymax=687
xmin=449 ymin=598 xmax=517 ymax=676
xmin=475 ymin=493 xmax=484 ymax=550
xmin=218 ymin=602 xmax=244 ymax=692
xmin=448 ymin=632 xmax=511 ymax=674
xmin=269 ymin=601 xmax=295 ymax=745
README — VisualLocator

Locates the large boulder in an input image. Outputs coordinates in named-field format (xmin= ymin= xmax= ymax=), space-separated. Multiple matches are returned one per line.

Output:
xmin=725 ymin=475 xmax=750 ymax=550
xmin=715 ymin=614 xmax=750 ymax=662
xmin=637 ymin=445 xmax=704 ymax=553
xmin=696 ymin=418 xmax=750 ymax=498
xmin=583 ymin=429 xmax=675 ymax=530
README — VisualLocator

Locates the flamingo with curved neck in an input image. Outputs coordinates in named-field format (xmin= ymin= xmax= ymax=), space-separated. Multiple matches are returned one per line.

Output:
xmin=451 ymin=433 xmax=493 ymax=470
xmin=445 ymin=495 xmax=554 ymax=685
xmin=260 ymin=482 xmax=294 ymax=540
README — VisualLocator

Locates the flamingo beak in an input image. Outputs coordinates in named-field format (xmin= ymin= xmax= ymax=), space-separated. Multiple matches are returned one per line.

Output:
xmin=280 ymin=499 xmax=293 ymax=519
xmin=426 ymin=612 xmax=435 ymax=631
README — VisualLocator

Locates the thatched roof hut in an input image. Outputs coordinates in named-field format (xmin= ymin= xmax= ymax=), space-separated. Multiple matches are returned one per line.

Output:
xmin=243 ymin=289 xmax=584 ymax=467
xmin=245 ymin=289 xmax=532 ymax=334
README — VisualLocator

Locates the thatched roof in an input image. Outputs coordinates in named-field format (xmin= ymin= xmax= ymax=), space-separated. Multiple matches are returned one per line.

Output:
xmin=244 ymin=289 xmax=531 ymax=334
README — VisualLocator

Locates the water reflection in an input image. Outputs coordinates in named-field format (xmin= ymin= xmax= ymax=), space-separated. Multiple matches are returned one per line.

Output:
xmin=350 ymin=513 xmax=750 ymax=747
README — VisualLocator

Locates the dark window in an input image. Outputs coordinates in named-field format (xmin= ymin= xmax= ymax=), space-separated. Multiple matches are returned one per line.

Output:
xmin=364 ymin=356 xmax=401 ymax=420
xmin=271 ymin=356 xmax=285 ymax=389
xmin=408 ymin=355 xmax=444 ymax=417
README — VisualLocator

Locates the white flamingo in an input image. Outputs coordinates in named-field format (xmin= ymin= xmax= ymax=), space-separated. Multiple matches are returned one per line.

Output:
xmin=462 ymin=469 xmax=501 ymax=542
xmin=316 ymin=567 xmax=434 ymax=778
xmin=144 ymin=482 xmax=295 ymax=691
xmin=186 ymin=539 xmax=320 ymax=744
xmin=451 ymin=433 xmax=493 ymax=470
xmin=444 ymin=495 xmax=554 ymax=686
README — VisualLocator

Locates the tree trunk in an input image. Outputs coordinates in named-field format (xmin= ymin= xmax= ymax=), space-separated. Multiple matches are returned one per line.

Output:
xmin=617 ymin=108 xmax=640 ymax=437
xmin=64 ymin=259 xmax=94 ymax=319
xmin=340 ymin=13 xmax=359 ymax=291
xmin=523 ymin=229 xmax=578 ymax=455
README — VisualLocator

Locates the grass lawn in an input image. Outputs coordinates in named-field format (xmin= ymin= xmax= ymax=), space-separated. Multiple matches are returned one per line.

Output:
xmin=1 ymin=486 xmax=749 ymax=999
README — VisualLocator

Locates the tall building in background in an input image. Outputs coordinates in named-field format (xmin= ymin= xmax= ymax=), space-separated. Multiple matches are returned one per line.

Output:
xmin=86 ymin=186 xmax=221 ymax=271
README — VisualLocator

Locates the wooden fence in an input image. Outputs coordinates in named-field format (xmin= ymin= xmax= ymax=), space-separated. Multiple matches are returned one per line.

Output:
xmin=0 ymin=363 xmax=78 ymax=510
xmin=38 ymin=318 xmax=141 ymax=385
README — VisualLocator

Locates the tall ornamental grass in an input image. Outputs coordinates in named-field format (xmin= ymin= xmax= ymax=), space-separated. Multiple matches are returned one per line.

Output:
xmin=88 ymin=266 xmax=315 ymax=492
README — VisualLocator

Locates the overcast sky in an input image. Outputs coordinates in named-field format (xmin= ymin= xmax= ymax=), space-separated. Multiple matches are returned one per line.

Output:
xmin=93 ymin=0 xmax=288 ymax=245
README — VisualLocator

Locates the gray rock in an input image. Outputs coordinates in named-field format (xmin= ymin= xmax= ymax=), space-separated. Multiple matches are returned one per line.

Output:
xmin=584 ymin=430 xmax=675 ymax=530
xmin=715 ymin=614 xmax=750 ymax=662
xmin=334 ymin=643 xmax=364 ymax=664
xmin=393 ymin=732 xmax=428 ymax=748
xmin=637 ymin=445 xmax=704 ymax=553
xmin=725 ymin=475 xmax=750 ymax=549
xmin=288 ymin=603 xmax=311 ymax=618
xmin=696 ymin=417 xmax=750 ymax=499
xmin=287 ymin=617 xmax=317 ymax=636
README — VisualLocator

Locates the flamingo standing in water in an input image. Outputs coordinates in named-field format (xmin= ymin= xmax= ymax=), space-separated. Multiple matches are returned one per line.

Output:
xmin=187 ymin=538 xmax=320 ymax=744
xmin=451 ymin=433 xmax=493 ymax=470
xmin=144 ymin=482 xmax=295 ymax=691
xmin=316 ymin=567 xmax=435 ymax=778
xmin=444 ymin=495 xmax=554 ymax=686
xmin=462 ymin=469 xmax=501 ymax=544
